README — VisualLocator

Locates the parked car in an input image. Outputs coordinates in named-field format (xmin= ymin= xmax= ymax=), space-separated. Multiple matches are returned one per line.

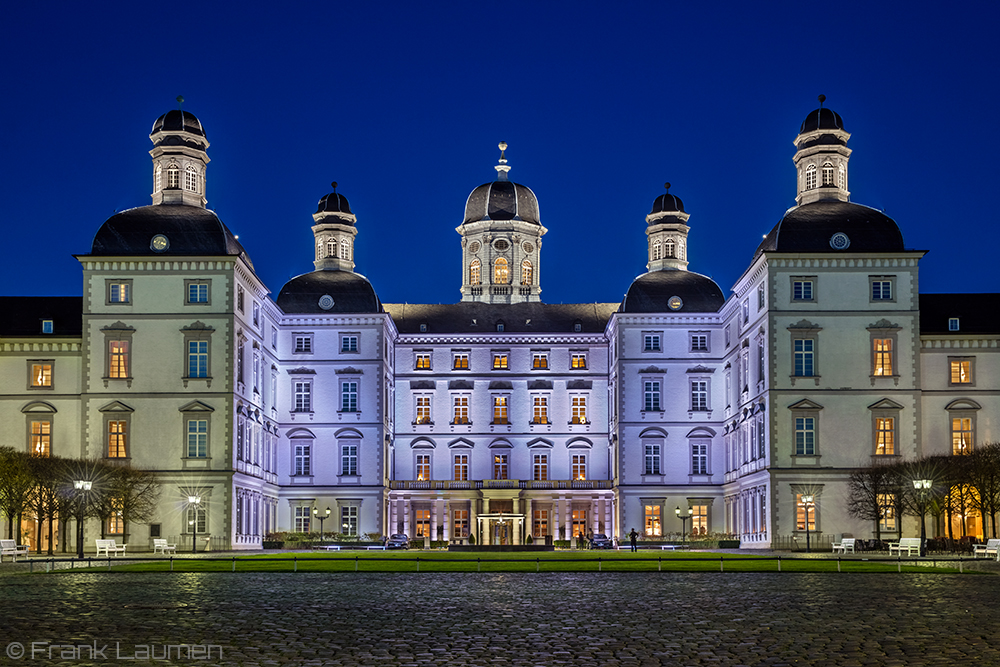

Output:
xmin=591 ymin=533 xmax=614 ymax=549
xmin=386 ymin=534 xmax=409 ymax=549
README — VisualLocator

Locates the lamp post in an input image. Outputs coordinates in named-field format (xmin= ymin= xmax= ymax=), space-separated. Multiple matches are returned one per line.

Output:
xmin=74 ymin=480 xmax=92 ymax=559
xmin=801 ymin=495 xmax=814 ymax=553
xmin=675 ymin=506 xmax=692 ymax=543
xmin=314 ymin=506 xmax=331 ymax=541
xmin=913 ymin=479 xmax=932 ymax=557
xmin=188 ymin=495 xmax=201 ymax=553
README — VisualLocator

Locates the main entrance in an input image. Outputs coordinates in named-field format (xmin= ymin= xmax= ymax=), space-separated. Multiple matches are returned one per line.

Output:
xmin=476 ymin=513 xmax=525 ymax=546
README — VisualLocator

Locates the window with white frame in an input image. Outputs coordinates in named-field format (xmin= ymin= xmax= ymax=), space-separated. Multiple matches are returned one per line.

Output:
xmin=571 ymin=353 xmax=587 ymax=369
xmin=690 ymin=380 xmax=709 ymax=411
xmin=341 ymin=439 xmax=358 ymax=476
xmin=949 ymin=318 xmax=960 ymax=332
xmin=187 ymin=504 xmax=207 ymax=534
xmin=950 ymin=357 xmax=974 ymax=385
xmin=106 ymin=419 xmax=127 ymax=458
xmin=29 ymin=419 xmax=51 ymax=456
xmin=870 ymin=277 xmax=894 ymax=301
xmin=952 ymin=415 xmax=974 ymax=455
xmin=691 ymin=504 xmax=708 ymax=535
xmin=531 ymin=395 xmax=548 ymax=424
xmin=873 ymin=338 xmax=893 ymax=376
xmin=293 ymin=440 xmax=311 ymax=476
xmin=493 ymin=353 xmax=509 ymax=370
xmin=757 ymin=283 xmax=765 ymax=310
xmin=453 ymin=353 xmax=469 ymax=370
xmin=794 ymin=416 xmax=816 ymax=456
xmin=494 ymin=257 xmax=509 ymax=284
xmin=414 ymin=509 xmax=430 ymax=537
xmin=454 ymin=509 xmax=469 ymax=538
xmin=692 ymin=442 xmax=708 ymax=474
xmin=643 ymin=333 xmax=661 ymax=352
xmin=493 ymin=452 xmax=508 ymax=479
xmin=294 ymin=506 xmax=310 ymax=532
xmin=415 ymin=353 xmax=431 ymax=370
xmin=29 ymin=361 xmax=53 ymax=388
xmin=341 ymin=505 xmax=358 ymax=536
xmin=874 ymin=416 xmax=895 ymax=456
xmin=293 ymin=381 xmax=312 ymax=412
xmin=742 ymin=300 xmax=749 ymax=325
xmin=805 ymin=164 xmax=817 ymax=190
xmin=184 ymin=165 xmax=198 ymax=192
xmin=167 ymin=163 xmax=180 ymax=188
xmin=652 ymin=239 xmax=662 ymax=261
xmin=415 ymin=396 xmax=432 ymax=424
xmin=340 ymin=239 xmax=351 ymax=261
xmin=644 ymin=441 xmax=662 ymax=475
xmin=186 ymin=281 xmax=209 ymax=304
xmin=643 ymin=380 xmax=661 ymax=412
xmin=469 ymin=259 xmax=481 ymax=285
xmin=878 ymin=494 xmax=897 ymax=532
xmin=492 ymin=396 xmax=509 ymax=424
xmin=294 ymin=335 xmax=312 ymax=353
xmin=521 ymin=260 xmax=533 ymax=285
xmin=453 ymin=395 xmax=470 ymax=424
xmin=644 ymin=504 xmax=661 ymax=536
xmin=793 ymin=338 xmax=815 ymax=377
xmin=341 ymin=335 xmax=359 ymax=353
xmin=186 ymin=419 xmax=208 ymax=458
xmin=341 ymin=380 xmax=358 ymax=412
xmin=532 ymin=452 xmax=548 ymax=481
xmin=570 ymin=395 xmax=588 ymax=424
xmin=690 ymin=333 xmax=709 ymax=352
xmin=532 ymin=509 xmax=548 ymax=538
xmin=416 ymin=453 xmax=431 ymax=481
xmin=107 ymin=280 xmax=131 ymax=304
xmin=792 ymin=278 xmax=815 ymax=301
xmin=252 ymin=302 xmax=260 ymax=328
xmin=822 ymin=162 xmax=834 ymax=186
xmin=532 ymin=353 xmax=548 ymax=369
xmin=838 ymin=164 xmax=846 ymax=189
xmin=454 ymin=452 xmax=469 ymax=481
xmin=571 ymin=453 xmax=586 ymax=480
xmin=795 ymin=494 xmax=816 ymax=531
xmin=187 ymin=340 xmax=209 ymax=378
xmin=665 ymin=238 xmax=676 ymax=258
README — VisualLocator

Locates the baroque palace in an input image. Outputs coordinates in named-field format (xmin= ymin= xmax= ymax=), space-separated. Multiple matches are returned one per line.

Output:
xmin=2 ymin=103 xmax=997 ymax=551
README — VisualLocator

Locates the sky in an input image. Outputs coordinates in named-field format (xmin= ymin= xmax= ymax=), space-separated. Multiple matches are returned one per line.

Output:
xmin=2 ymin=2 xmax=998 ymax=305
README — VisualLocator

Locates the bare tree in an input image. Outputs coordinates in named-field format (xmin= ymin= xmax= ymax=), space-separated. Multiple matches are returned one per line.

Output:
xmin=967 ymin=443 xmax=1000 ymax=538
xmin=0 ymin=448 xmax=34 ymax=542
xmin=107 ymin=465 xmax=161 ymax=544
xmin=847 ymin=460 xmax=904 ymax=541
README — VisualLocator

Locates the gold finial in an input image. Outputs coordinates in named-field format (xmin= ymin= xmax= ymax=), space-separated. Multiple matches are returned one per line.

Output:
xmin=498 ymin=141 xmax=508 ymax=162
xmin=177 ymin=95 xmax=185 ymax=109
xmin=494 ymin=142 xmax=511 ymax=180
xmin=818 ymin=94 xmax=826 ymax=108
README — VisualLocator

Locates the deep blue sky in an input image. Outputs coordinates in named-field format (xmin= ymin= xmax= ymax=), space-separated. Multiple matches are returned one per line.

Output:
xmin=3 ymin=2 xmax=997 ymax=304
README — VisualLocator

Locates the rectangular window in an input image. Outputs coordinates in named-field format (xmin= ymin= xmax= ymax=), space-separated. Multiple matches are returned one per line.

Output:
xmin=742 ymin=300 xmax=750 ymax=324
xmin=532 ymin=353 xmax=548 ymax=369
xmin=414 ymin=509 xmax=430 ymax=538
xmin=30 ymin=420 xmax=51 ymax=457
xmin=294 ymin=442 xmax=311 ymax=476
xmin=453 ymin=396 xmax=469 ymax=424
xmin=187 ymin=282 xmax=209 ymax=303
xmin=690 ymin=334 xmax=708 ymax=352
xmin=793 ymin=339 xmax=814 ymax=377
xmin=875 ymin=417 xmax=895 ymax=455
xmin=871 ymin=279 xmax=893 ymax=301
xmin=294 ymin=506 xmax=310 ymax=533
xmin=493 ymin=453 xmax=508 ymax=480
xmin=416 ymin=453 xmax=431 ymax=481
xmin=794 ymin=417 xmax=815 ymax=456
xmin=415 ymin=396 xmax=432 ymax=424
xmin=692 ymin=443 xmax=708 ymax=474
xmin=41 ymin=320 xmax=53 ymax=334
xmin=572 ymin=510 xmax=587 ymax=540
xmin=792 ymin=280 xmax=814 ymax=301
xmin=454 ymin=453 xmax=469 ymax=481
xmin=691 ymin=504 xmax=708 ymax=535
xmin=453 ymin=353 xmax=469 ymax=370
xmin=109 ymin=340 xmax=130 ymax=378
xmin=341 ymin=335 xmax=359 ymax=353
xmin=873 ymin=338 xmax=893 ymax=376
xmin=878 ymin=494 xmax=897 ymax=532
xmin=950 ymin=359 xmax=973 ymax=385
xmin=691 ymin=381 xmax=708 ymax=411
xmin=341 ymin=506 xmax=358 ymax=537
xmin=294 ymin=336 xmax=312 ymax=353
xmin=237 ymin=285 xmax=244 ymax=312
xmin=644 ymin=443 xmax=661 ymax=475
xmin=107 ymin=500 xmax=124 ymax=535
xmin=492 ymin=396 xmax=509 ymax=424
xmin=644 ymin=381 xmax=661 ymax=412
xmin=795 ymin=494 xmax=816 ymax=531
xmin=493 ymin=353 xmax=508 ymax=369
xmin=571 ymin=453 xmax=586 ymax=480
xmin=533 ymin=453 xmax=548 ymax=481
xmin=271 ymin=326 xmax=277 ymax=349
xmin=30 ymin=362 xmax=52 ymax=388
xmin=725 ymin=325 xmax=731 ymax=348
xmin=571 ymin=353 xmax=587 ymax=369
xmin=643 ymin=334 xmax=661 ymax=352
xmin=341 ymin=381 xmax=358 ymax=412
xmin=187 ymin=340 xmax=208 ymax=378
xmin=949 ymin=318 xmax=960 ymax=332
xmin=342 ymin=442 xmax=358 ymax=475
xmin=454 ymin=509 xmax=469 ymax=538
xmin=186 ymin=419 xmax=208 ymax=458
xmin=108 ymin=282 xmax=130 ymax=304
xmin=294 ymin=381 xmax=312 ymax=412
xmin=415 ymin=353 xmax=431 ymax=370
xmin=107 ymin=420 xmax=127 ymax=458
xmin=533 ymin=509 xmax=548 ymax=538
xmin=571 ymin=396 xmax=587 ymax=424
xmin=252 ymin=301 xmax=260 ymax=327
xmin=952 ymin=417 xmax=973 ymax=455
xmin=757 ymin=283 xmax=765 ymax=310
xmin=532 ymin=396 xmax=548 ymax=424
xmin=644 ymin=505 xmax=661 ymax=537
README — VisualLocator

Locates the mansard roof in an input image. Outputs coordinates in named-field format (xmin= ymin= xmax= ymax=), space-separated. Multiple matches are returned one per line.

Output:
xmin=384 ymin=302 xmax=618 ymax=334
xmin=277 ymin=270 xmax=383 ymax=314
xmin=755 ymin=201 xmax=904 ymax=257
xmin=920 ymin=294 xmax=1000 ymax=335
xmin=620 ymin=270 xmax=725 ymax=313
xmin=0 ymin=297 xmax=82 ymax=336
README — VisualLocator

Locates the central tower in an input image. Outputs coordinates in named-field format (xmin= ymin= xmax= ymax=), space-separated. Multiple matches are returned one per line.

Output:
xmin=457 ymin=143 xmax=547 ymax=303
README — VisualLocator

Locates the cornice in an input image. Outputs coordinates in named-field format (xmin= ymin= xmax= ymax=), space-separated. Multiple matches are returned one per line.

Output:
xmin=395 ymin=334 xmax=606 ymax=345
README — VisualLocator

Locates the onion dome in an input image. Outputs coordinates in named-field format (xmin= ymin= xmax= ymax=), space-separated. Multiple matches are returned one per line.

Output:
xmin=620 ymin=270 xmax=725 ymax=313
xmin=276 ymin=271 xmax=382 ymax=314
xmin=316 ymin=181 xmax=353 ymax=216
xmin=755 ymin=201 xmax=904 ymax=257
xmin=151 ymin=109 xmax=206 ymax=138
xmin=649 ymin=182 xmax=685 ymax=216
xmin=89 ymin=205 xmax=250 ymax=267
xmin=799 ymin=107 xmax=845 ymax=134
xmin=463 ymin=142 xmax=540 ymax=225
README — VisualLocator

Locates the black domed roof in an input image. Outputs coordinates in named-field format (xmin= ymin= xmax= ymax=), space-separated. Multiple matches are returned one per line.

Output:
xmin=316 ymin=192 xmax=352 ymax=216
xmin=799 ymin=108 xmax=845 ymax=134
xmin=464 ymin=180 xmax=540 ymax=225
xmin=89 ymin=205 xmax=249 ymax=263
xmin=756 ymin=201 xmax=905 ymax=256
xmin=620 ymin=270 xmax=725 ymax=313
xmin=151 ymin=110 xmax=205 ymax=137
xmin=649 ymin=192 xmax=685 ymax=216
xmin=276 ymin=271 xmax=382 ymax=314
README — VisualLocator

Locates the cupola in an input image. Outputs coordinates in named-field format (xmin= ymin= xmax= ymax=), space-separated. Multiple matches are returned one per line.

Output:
xmin=149 ymin=97 xmax=210 ymax=207
xmin=793 ymin=95 xmax=851 ymax=206
xmin=311 ymin=182 xmax=358 ymax=272
xmin=645 ymin=183 xmax=690 ymax=271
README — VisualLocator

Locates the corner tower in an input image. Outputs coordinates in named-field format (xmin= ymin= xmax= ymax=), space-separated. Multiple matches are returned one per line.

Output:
xmin=149 ymin=97 xmax=210 ymax=207
xmin=457 ymin=143 xmax=547 ymax=304
xmin=793 ymin=95 xmax=851 ymax=206
xmin=645 ymin=183 xmax=690 ymax=272
xmin=311 ymin=182 xmax=357 ymax=272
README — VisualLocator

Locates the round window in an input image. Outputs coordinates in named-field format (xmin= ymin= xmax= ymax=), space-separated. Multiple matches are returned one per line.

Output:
xmin=522 ymin=242 xmax=534 ymax=254
xmin=830 ymin=232 xmax=851 ymax=250
xmin=468 ymin=241 xmax=481 ymax=254
xmin=494 ymin=239 xmax=510 ymax=252
xmin=667 ymin=295 xmax=684 ymax=311
xmin=318 ymin=295 xmax=335 ymax=310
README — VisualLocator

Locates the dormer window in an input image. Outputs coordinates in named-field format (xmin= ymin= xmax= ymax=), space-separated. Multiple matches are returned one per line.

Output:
xmin=949 ymin=318 xmax=960 ymax=332
xmin=41 ymin=320 xmax=54 ymax=334
xmin=805 ymin=164 xmax=817 ymax=190
xmin=822 ymin=162 xmax=834 ymax=186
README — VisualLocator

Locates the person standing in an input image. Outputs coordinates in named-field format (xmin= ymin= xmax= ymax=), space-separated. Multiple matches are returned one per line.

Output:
xmin=628 ymin=528 xmax=639 ymax=552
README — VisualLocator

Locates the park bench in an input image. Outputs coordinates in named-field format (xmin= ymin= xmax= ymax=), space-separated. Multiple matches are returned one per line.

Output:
xmin=152 ymin=538 xmax=176 ymax=554
xmin=95 ymin=539 xmax=127 ymax=557
xmin=832 ymin=537 xmax=856 ymax=554
xmin=972 ymin=538 xmax=1000 ymax=559
xmin=316 ymin=545 xmax=341 ymax=551
xmin=1 ymin=539 xmax=30 ymax=562
xmin=888 ymin=538 xmax=921 ymax=557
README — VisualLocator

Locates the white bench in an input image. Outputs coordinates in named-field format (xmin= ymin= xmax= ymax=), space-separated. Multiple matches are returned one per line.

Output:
xmin=972 ymin=538 xmax=1000 ymax=559
xmin=1 ymin=539 xmax=30 ymax=562
xmin=152 ymin=539 xmax=176 ymax=554
xmin=95 ymin=539 xmax=127 ymax=557
xmin=366 ymin=545 xmax=386 ymax=550
xmin=888 ymin=537 xmax=921 ymax=557
xmin=316 ymin=545 xmax=341 ymax=551
xmin=832 ymin=537 xmax=856 ymax=554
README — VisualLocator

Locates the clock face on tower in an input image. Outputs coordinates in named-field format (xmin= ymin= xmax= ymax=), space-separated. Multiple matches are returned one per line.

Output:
xmin=151 ymin=234 xmax=169 ymax=252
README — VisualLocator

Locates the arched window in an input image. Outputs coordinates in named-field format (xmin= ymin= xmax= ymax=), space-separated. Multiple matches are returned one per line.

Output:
xmin=521 ymin=260 xmax=533 ymax=285
xmin=340 ymin=239 xmax=350 ymax=260
xmin=469 ymin=259 xmax=481 ymax=285
xmin=184 ymin=166 xmax=198 ymax=192
xmin=805 ymin=165 xmax=817 ymax=190
xmin=652 ymin=239 xmax=662 ymax=261
xmin=822 ymin=162 xmax=834 ymax=186
xmin=494 ymin=257 xmax=509 ymax=284
xmin=154 ymin=166 xmax=162 ymax=193
xmin=326 ymin=239 xmax=336 ymax=258
xmin=838 ymin=165 xmax=846 ymax=189
xmin=167 ymin=163 xmax=180 ymax=189
xmin=665 ymin=239 xmax=676 ymax=258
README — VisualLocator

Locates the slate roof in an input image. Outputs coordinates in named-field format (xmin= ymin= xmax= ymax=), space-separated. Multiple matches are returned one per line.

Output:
xmin=316 ymin=192 xmax=352 ymax=216
xmin=919 ymin=294 xmax=1000 ymax=335
xmin=384 ymin=302 xmax=618 ymax=335
xmin=464 ymin=180 xmax=540 ymax=225
xmin=151 ymin=110 xmax=205 ymax=137
xmin=277 ymin=271 xmax=383 ymax=314
xmin=649 ymin=192 xmax=685 ymax=216
xmin=799 ymin=107 xmax=845 ymax=134
xmin=755 ymin=201 xmax=905 ymax=257
xmin=0 ymin=297 xmax=82 ymax=336
xmin=620 ymin=270 xmax=725 ymax=313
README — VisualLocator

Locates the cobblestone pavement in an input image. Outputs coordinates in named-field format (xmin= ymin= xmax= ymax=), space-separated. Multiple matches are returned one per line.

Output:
xmin=2 ymin=571 xmax=999 ymax=666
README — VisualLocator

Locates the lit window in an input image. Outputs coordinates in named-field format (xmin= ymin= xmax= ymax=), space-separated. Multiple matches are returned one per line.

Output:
xmin=873 ymin=339 xmax=893 ymax=376
xmin=31 ymin=363 xmax=52 ymax=388
xmin=950 ymin=359 xmax=972 ymax=384
xmin=453 ymin=396 xmax=469 ymax=424
xmin=571 ymin=353 xmax=587 ymax=369
xmin=294 ymin=381 xmax=312 ymax=412
xmin=493 ymin=353 xmax=508 ymax=370
xmin=167 ymin=164 xmax=179 ymax=189
xmin=793 ymin=339 xmax=814 ymax=377
xmin=532 ymin=353 xmax=548 ymax=369
xmin=644 ymin=442 xmax=661 ymax=475
xmin=796 ymin=494 xmax=816 ymax=531
xmin=691 ymin=381 xmax=708 ymax=411
xmin=532 ymin=396 xmax=548 ymax=424
xmin=187 ymin=340 xmax=208 ymax=378
xmin=30 ymin=420 xmax=51 ymax=456
xmin=454 ymin=509 xmax=469 ymax=538
xmin=470 ymin=259 xmax=481 ymax=285
xmin=521 ymin=260 xmax=532 ymax=285
xmin=664 ymin=238 xmax=676 ymax=258
xmin=795 ymin=417 xmax=815 ymax=456
xmin=415 ymin=353 xmax=431 ymax=370
xmin=533 ymin=453 xmax=548 ymax=481
xmin=341 ymin=381 xmax=358 ymax=412
xmin=691 ymin=334 xmax=708 ymax=352
xmin=644 ymin=381 xmax=661 ymax=412
xmin=822 ymin=162 xmax=834 ymax=186
xmin=494 ymin=257 xmax=509 ymax=284
xmin=294 ymin=442 xmax=311 ymax=475
xmin=871 ymin=280 xmax=893 ymax=301
xmin=492 ymin=396 xmax=509 ymax=424
xmin=952 ymin=417 xmax=973 ymax=455
xmin=571 ymin=453 xmax=586 ymax=480
xmin=109 ymin=341 xmax=130 ymax=378
xmin=571 ymin=396 xmax=587 ymax=424
xmin=494 ymin=453 xmax=508 ymax=480
xmin=415 ymin=396 xmax=431 ymax=424
xmin=416 ymin=453 xmax=431 ymax=481
xmin=107 ymin=500 xmax=124 ymax=535
xmin=878 ymin=494 xmax=896 ymax=532
xmin=793 ymin=279 xmax=813 ymax=301
xmin=294 ymin=336 xmax=312 ymax=353
xmin=691 ymin=504 xmax=708 ymax=534
xmin=644 ymin=505 xmax=661 ymax=536
xmin=643 ymin=334 xmax=661 ymax=352
xmin=341 ymin=505 xmax=358 ymax=536
xmin=186 ymin=419 xmax=208 ymax=458
xmin=326 ymin=240 xmax=336 ymax=258
xmin=453 ymin=353 xmax=469 ymax=370
xmin=532 ymin=509 xmax=548 ymax=538
xmin=414 ymin=509 xmax=430 ymax=537
xmin=184 ymin=166 xmax=198 ymax=192
xmin=187 ymin=282 xmax=209 ymax=303
xmin=692 ymin=443 xmax=708 ymax=474
xmin=805 ymin=164 xmax=817 ymax=190
xmin=454 ymin=453 xmax=469 ymax=481
xmin=109 ymin=282 xmax=130 ymax=304
xmin=342 ymin=441 xmax=358 ymax=475
xmin=875 ymin=417 xmax=894 ymax=455
xmin=341 ymin=335 xmax=359 ymax=353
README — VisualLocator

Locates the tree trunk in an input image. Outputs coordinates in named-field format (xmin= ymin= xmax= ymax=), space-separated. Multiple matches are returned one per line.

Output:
xmin=47 ymin=508 xmax=54 ymax=556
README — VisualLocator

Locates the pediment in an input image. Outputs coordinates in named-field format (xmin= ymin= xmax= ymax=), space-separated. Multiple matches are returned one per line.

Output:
xmin=868 ymin=398 xmax=904 ymax=411
xmin=334 ymin=427 xmax=363 ymax=439
xmin=98 ymin=400 xmax=134 ymax=413
xmin=286 ymin=427 xmax=316 ymax=439
xmin=178 ymin=400 xmax=214 ymax=413
xmin=946 ymin=399 xmax=982 ymax=411
xmin=567 ymin=437 xmax=593 ymax=449
xmin=868 ymin=319 xmax=901 ymax=331
xmin=101 ymin=321 xmax=135 ymax=333
xmin=489 ymin=381 xmax=513 ymax=390
xmin=686 ymin=365 xmax=714 ymax=374
xmin=686 ymin=427 xmax=716 ymax=438
xmin=527 ymin=437 xmax=553 ymax=448
xmin=639 ymin=366 xmax=666 ymax=374
xmin=449 ymin=380 xmax=474 ymax=390
xmin=448 ymin=437 xmax=474 ymax=449
xmin=788 ymin=398 xmax=823 ymax=410
xmin=287 ymin=367 xmax=316 ymax=375
xmin=410 ymin=380 xmax=436 ymax=390
xmin=336 ymin=367 xmax=364 ymax=375
xmin=527 ymin=380 xmax=553 ymax=390
xmin=787 ymin=319 xmax=822 ymax=331
xmin=180 ymin=321 xmax=215 ymax=332
xmin=638 ymin=427 xmax=668 ymax=438
xmin=410 ymin=437 xmax=436 ymax=449
xmin=566 ymin=380 xmax=592 ymax=390
xmin=21 ymin=401 xmax=56 ymax=414
xmin=488 ymin=438 xmax=513 ymax=448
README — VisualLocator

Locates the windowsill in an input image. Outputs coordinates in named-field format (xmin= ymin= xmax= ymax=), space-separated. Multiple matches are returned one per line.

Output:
xmin=340 ymin=350 xmax=360 ymax=354
xmin=28 ymin=386 xmax=54 ymax=390
xmin=289 ymin=474 xmax=314 ymax=485
xmin=872 ymin=453 xmax=901 ymax=460
xmin=640 ymin=410 xmax=665 ymax=418
xmin=337 ymin=474 xmax=361 ymax=484
xmin=791 ymin=454 xmax=821 ymax=465
xmin=293 ymin=350 xmax=313 ymax=355
xmin=870 ymin=374 xmax=901 ymax=387
xmin=688 ymin=473 xmax=712 ymax=482
xmin=413 ymin=421 xmax=434 ymax=426
xmin=182 ymin=457 xmax=211 ymax=470
xmin=183 ymin=376 xmax=213 ymax=389
xmin=491 ymin=421 xmax=510 ymax=426
xmin=529 ymin=421 xmax=551 ymax=427
xmin=789 ymin=375 xmax=820 ymax=387
xmin=568 ymin=421 xmax=590 ymax=426
xmin=641 ymin=473 xmax=665 ymax=482
xmin=450 ymin=421 xmax=473 ymax=426
xmin=185 ymin=302 xmax=211 ymax=306
xmin=102 ymin=376 xmax=133 ymax=389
